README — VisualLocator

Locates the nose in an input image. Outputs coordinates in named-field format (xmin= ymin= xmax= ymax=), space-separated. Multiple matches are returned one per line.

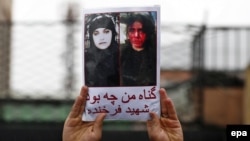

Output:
xmin=134 ymin=31 xmax=139 ymax=37
xmin=100 ymin=34 xmax=105 ymax=40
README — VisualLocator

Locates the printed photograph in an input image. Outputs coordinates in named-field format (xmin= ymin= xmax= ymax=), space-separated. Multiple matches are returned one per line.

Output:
xmin=84 ymin=13 xmax=120 ymax=87
xmin=120 ymin=12 xmax=157 ymax=86
xmin=83 ymin=11 xmax=157 ymax=87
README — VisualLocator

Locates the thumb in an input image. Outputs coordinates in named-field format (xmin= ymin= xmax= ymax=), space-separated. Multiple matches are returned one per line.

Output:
xmin=147 ymin=112 xmax=160 ymax=133
xmin=93 ymin=113 xmax=106 ymax=134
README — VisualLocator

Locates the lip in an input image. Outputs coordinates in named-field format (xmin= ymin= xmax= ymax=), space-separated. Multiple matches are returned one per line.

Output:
xmin=132 ymin=41 xmax=142 ymax=44
xmin=99 ymin=42 xmax=107 ymax=45
xmin=132 ymin=39 xmax=142 ymax=42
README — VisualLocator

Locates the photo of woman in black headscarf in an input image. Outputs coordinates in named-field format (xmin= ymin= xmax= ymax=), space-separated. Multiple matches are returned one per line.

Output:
xmin=84 ymin=14 xmax=120 ymax=87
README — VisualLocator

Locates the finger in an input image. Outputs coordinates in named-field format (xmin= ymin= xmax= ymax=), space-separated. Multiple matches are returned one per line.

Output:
xmin=147 ymin=112 xmax=160 ymax=136
xmin=79 ymin=86 xmax=88 ymax=116
xmin=68 ymin=86 xmax=87 ymax=118
xmin=166 ymin=98 xmax=178 ymax=120
xmin=159 ymin=88 xmax=168 ymax=115
xmin=80 ymin=86 xmax=88 ymax=98
xmin=93 ymin=113 xmax=106 ymax=134
xmin=68 ymin=96 xmax=83 ymax=118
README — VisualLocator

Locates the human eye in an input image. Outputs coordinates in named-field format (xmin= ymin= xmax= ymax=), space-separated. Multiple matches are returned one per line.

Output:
xmin=93 ymin=31 xmax=99 ymax=36
xmin=128 ymin=28 xmax=135 ymax=33
xmin=104 ymin=29 xmax=110 ymax=34
xmin=138 ymin=29 xmax=145 ymax=34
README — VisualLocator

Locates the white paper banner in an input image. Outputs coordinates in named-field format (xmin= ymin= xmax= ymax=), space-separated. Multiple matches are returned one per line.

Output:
xmin=82 ymin=6 xmax=161 ymax=121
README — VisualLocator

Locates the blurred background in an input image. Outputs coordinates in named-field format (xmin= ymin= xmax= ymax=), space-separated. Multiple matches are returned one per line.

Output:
xmin=0 ymin=0 xmax=250 ymax=140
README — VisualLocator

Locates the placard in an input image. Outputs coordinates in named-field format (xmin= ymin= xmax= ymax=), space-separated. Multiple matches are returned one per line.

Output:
xmin=82 ymin=6 xmax=160 ymax=121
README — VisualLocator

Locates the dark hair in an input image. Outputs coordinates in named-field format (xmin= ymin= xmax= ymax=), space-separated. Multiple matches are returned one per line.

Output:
xmin=125 ymin=13 xmax=156 ymax=48
xmin=88 ymin=15 xmax=117 ymax=48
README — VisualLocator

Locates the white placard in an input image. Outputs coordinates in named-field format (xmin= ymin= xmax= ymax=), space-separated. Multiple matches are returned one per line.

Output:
xmin=82 ymin=6 xmax=161 ymax=121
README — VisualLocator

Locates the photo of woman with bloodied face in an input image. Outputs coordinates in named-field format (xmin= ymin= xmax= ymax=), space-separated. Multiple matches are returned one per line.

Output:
xmin=120 ymin=12 xmax=157 ymax=86
xmin=84 ymin=14 xmax=120 ymax=87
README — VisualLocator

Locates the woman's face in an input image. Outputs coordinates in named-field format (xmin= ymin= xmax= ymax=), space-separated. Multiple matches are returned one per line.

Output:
xmin=92 ymin=28 xmax=112 ymax=50
xmin=128 ymin=21 xmax=146 ymax=51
